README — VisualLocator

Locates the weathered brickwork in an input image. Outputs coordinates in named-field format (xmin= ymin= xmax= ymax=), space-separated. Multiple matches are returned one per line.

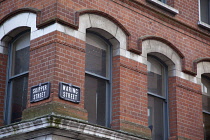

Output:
xmin=0 ymin=0 xmax=209 ymax=139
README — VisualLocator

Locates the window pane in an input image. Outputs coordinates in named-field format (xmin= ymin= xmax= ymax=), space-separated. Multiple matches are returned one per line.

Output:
xmin=13 ymin=46 xmax=30 ymax=75
xmin=147 ymin=57 xmax=165 ymax=97
xmin=12 ymin=32 xmax=30 ymax=76
xmin=204 ymin=113 xmax=210 ymax=140
xmin=202 ymin=75 xmax=210 ymax=112
xmin=148 ymin=95 xmax=164 ymax=140
xmin=84 ymin=75 xmax=106 ymax=126
xmin=200 ymin=0 xmax=210 ymax=24
xmin=203 ymin=94 xmax=210 ymax=113
xmin=85 ymin=44 xmax=107 ymax=77
xmin=11 ymin=76 xmax=28 ymax=123
xmin=13 ymin=32 xmax=30 ymax=51
xmin=159 ymin=0 xmax=166 ymax=3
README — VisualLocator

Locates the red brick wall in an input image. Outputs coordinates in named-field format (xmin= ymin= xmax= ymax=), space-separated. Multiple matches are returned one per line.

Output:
xmin=0 ymin=0 xmax=209 ymax=139
xmin=112 ymin=56 xmax=150 ymax=136
xmin=29 ymin=31 xmax=85 ymax=107
xmin=169 ymin=77 xmax=203 ymax=140
xmin=0 ymin=0 xmax=210 ymax=73
xmin=0 ymin=53 xmax=7 ymax=126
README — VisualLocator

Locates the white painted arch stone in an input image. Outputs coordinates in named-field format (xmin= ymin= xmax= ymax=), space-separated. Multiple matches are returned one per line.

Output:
xmin=141 ymin=39 xmax=198 ymax=83
xmin=142 ymin=39 xmax=181 ymax=72
xmin=196 ymin=61 xmax=210 ymax=84
xmin=0 ymin=12 xmax=37 ymax=54
xmin=78 ymin=14 xmax=127 ymax=52
xmin=0 ymin=12 xmax=37 ymax=40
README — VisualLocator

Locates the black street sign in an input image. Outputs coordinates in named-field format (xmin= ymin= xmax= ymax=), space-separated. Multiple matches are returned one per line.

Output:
xmin=59 ymin=82 xmax=80 ymax=103
xmin=30 ymin=82 xmax=50 ymax=103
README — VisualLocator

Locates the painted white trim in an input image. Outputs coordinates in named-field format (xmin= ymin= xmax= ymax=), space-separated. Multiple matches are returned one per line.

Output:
xmin=147 ymin=0 xmax=179 ymax=14
xmin=198 ymin=21 xmax=210 ymax=30
xmin=198 ymin=0 xmax=201 ymax=21
xmin=0 ymin=46 xmax=4 ymax=54
xmin=0 ymin=45 xmax=7 ymax=54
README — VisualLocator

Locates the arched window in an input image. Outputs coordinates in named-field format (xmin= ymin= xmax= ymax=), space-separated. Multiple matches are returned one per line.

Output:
xmin=84 ymin=32 xmax=111 ymax=127
xmin=5 ymin=31 xmax=30 ymax=124
xmin=201 ymin=74 xmax=210 ymax=139
xmin=147 ymin=56 xmax=168 ymax=140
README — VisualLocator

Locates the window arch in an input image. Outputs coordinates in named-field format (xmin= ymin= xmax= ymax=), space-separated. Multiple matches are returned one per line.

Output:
xmin=0 ymin=12 xmax=36 ymax=125
xmin=5 ymin=30 xmax=30 ymax=124
xmin=147 ymin=55 xmax=168 ymax=139
xmin=85 ymin=31 xmax=112 ymax=127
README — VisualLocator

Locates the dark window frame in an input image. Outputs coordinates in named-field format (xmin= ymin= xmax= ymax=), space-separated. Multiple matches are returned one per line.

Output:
xmin=147 ymin=55 xmax=169 ymax=140
xmin=4 ymin=30 xmax=30 ymax=124
xmin=146 ymin=0 xmax=179 ymax=14
xmin=201 ymin=74 xmax=210 ymax=140
xmin=85 ymin=31 xmax=112 ymax=127
xmin=200 ymin=0 xmax=210 ymax=24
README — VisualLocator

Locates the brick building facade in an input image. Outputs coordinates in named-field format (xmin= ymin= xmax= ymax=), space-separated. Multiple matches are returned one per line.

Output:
xmin=0 ymin=0 xmax=209 ymax=140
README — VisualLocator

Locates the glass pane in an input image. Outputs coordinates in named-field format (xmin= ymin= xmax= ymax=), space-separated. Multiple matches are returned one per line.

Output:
xmin=200 ymin=0 xmax=210 ymax=24
xmin=201 ymin=75 xmax=210 ymax=96
xmin=148 ymin=95 xmax=164 ymax=140
xmin=84 ymin=75 xmax=106 ymax=126
xmin=158 ymin=0 xmax=166 ymax=3
xmin=13 ymin=46 xmax=30 ymax=75
xmin=12 ymin=32 xmax=30 ymax=76
xmin=203 ymin=94 xmax=210 ymax=112
xmin=201 ymin=75 xmax=210 ymax=112
xmin=147 ymin=57 xmax=165 ymax=97
xmin=11 ymin=76 xmax=28 ymax=123
xmin=204 ymin=113 xmax=210 ymax=140
xmin=85 ymin=44 xmax=107 ymax=77
xmin=13 ymin=32 xmax=30 ymax=51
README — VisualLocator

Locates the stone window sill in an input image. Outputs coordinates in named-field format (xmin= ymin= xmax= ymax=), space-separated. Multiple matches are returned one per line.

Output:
xmin=147 ymin=0 xmax=179 ymax=15
xmin=198 ymin=21 xmax=210 ymax=30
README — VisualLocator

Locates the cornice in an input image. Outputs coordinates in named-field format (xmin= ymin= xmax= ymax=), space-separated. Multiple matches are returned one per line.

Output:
xmin=0 ymin=114 xmax=148 ymax=140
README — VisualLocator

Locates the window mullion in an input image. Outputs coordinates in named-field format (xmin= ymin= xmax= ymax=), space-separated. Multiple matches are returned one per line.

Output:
xmin=148 ymin=92 xmax=166 ymax=100
xmin=9 ymin=71 xmax=29 ymax=81
xmin=203 ymin=110 xmax=210 ymax=115
xmin=85 ymin=71 xmax=109 ymax=81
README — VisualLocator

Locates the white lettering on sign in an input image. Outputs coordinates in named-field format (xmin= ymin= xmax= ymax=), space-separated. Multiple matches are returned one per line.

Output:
xmin=61 ymin=85 xmax=79 ymax=101
xmin=62 ymin=92 xmax=78 ymax=100
xmin=33 ymin=91 xmax=46 ymax=100
xmin=62 ymin=85 xmax=79 ymax=94
xmin=32 ymin=85 xmax=47 ymax=94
